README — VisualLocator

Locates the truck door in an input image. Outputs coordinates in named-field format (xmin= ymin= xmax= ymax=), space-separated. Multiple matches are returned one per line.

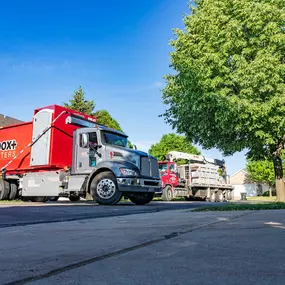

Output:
xmin=169 ymin=163 xmax=179 ymax=186
xmin=72 ymin=130 xmax=103 ymax=174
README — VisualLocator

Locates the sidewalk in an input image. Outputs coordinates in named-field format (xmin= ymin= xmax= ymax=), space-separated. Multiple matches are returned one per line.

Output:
xmin=1 ymin=209 xmax=285 ymax=285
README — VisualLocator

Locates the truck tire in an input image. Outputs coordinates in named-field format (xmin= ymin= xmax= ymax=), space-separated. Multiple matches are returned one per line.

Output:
xmin=9 ymin=182 xmax=18 ymax=200
xmin=162 ymin=186 xmax=173 ymax=201
xmin=69 ymin=195 xmax=80 ymax=202
xmin=218 ymin=191 xmax=225 ymax=202
xmin=128 ymin=193 xmax=154 ymax=205
xmin=0 ymin=179 xmax=10 ymax=201
xmin=90 ymin=171 xmax=122 ymax=205
xmin=30 ymin=197 xmax=48 ymax=202
xmin=226 ymin=190 xmax=232 ymax=201
xmin=209 ymin=191 xmax=216 ymax=202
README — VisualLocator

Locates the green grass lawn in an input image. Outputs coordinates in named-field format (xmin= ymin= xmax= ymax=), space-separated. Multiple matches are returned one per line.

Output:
xmin=247 ymin=196 xmax=277 ymax=202
xmin=0 ymin=199 xmax=24 ymax=204
xmin=192 ymin=202 xmax=285 ymax=212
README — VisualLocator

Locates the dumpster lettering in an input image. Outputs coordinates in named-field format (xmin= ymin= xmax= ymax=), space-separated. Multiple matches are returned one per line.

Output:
xmin=0 ymin=140 xmax=17 ymax=159
xmin=0 ymin=151 xmax=16 ymax=159
xmin=0 ymin=140 xmax=17 ymax=151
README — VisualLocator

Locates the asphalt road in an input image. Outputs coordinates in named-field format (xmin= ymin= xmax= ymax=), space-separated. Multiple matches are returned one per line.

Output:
xmin=2 ymin=208 xmax=284 ymax=285
xmin=0 ymin=200 xmax=214 ymax=228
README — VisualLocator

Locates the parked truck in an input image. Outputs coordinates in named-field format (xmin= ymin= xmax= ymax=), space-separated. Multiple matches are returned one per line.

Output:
xmin=159 ymin=151 xmax=233 ymax=202
xmin=0 ymin=105 xmax=161 ymax=205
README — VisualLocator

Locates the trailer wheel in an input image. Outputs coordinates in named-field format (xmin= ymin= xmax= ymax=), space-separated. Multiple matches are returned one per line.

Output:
xmin=30 ymin=197 xmax=48 ymax=202
xmin=162 ymin=186 xmax=173 ymax=201
xmin=69 ymin=195 xmax=80 ymax=202
xmin=9 ymin=182 xmax=18 ymax=200
xmin=0 ymin=179 xmax=10 ymax=201
xmin=226 ymin=190 xmax=232 ymax=201
xmin=90 ymin=171 xmax=122 ymax=205
xmin=217 ymin=191 xmax=226 ymax=202
xmin=128 ymin=193 xmax=154 ymax=205
xmin=210 ymin=191 xmax=216 ymax=202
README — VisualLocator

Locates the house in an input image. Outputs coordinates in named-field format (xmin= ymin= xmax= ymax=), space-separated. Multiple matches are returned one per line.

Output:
xmin=230 ymin=169 xmax=269 ymax=200
xmin=0 ymin=114 xmax=23 ymax=128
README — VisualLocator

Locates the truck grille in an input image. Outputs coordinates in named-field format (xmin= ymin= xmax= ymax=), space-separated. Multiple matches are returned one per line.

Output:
xmin=140 ymin=156 xmax=160 ymax=178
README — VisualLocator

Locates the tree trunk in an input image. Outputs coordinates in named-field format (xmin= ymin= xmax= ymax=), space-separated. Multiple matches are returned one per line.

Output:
xmin=269 ymin=187 xmax=272 ymax=197
xmin=272 ymin=153 xmax=285 ymax=202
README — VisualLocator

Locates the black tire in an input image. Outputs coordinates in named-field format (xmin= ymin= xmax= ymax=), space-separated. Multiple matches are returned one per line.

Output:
xmin=162 ymin=186 xmax=173 ymax=201
xmin=90 ymin=171 xmax=122 ymax=205
xmin=0 ymin=179 xmax=10 ymax=200
xmin=49 ymin=196 xmax=59 ymax=202
xmin=9 ymin=182 xmax=18 ymax=200
xmin=30 ymin=196 xmax=48 ymax=202
xmin=69 ymin=195 xmax=80 ymax=202
xmin=128 ymin=193 xmax=154 ymax=205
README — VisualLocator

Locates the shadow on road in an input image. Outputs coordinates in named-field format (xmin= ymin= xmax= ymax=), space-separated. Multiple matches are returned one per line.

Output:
xmin=0 ymin=200 xmax=212 ymax=229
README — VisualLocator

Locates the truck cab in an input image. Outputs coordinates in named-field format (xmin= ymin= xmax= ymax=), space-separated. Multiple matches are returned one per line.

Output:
xmin=69 ymin=126 xmax=162 ymax=205
xmin=159 ymin=161 xmax=179 ymax=188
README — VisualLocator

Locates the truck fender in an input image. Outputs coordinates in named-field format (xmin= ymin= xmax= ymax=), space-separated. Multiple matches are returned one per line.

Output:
xmin=86 ymin=160 xmax=139 ymax=193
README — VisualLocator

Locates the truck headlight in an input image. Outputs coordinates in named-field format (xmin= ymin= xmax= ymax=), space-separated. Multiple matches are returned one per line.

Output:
xmin=120 ymin=168 xmax=138 ymax=176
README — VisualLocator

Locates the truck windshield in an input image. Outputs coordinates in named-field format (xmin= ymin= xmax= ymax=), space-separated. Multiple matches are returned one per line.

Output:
xmin=159 ymin=163 xmax=168 ymax=171
xmin=103 ymin=131 xmax=128 ymax=148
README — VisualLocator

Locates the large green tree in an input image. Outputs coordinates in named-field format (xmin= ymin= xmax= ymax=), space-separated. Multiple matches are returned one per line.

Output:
xmin=149 ymin=133 xmax=200 ymax=162
xmin=246 ymin=159 xmax=275 ymax=187
xmin=94 ymin=110 xmax=123 ymax=132
xmin=162 ymin=0 xmax=285 ymax=200
xmin=64 ymin=87 xmax=122 ymax=132
xmin=64 ymin=87 xmax=134 ymax=148
xmin=64 ymin=86 xmax=96 ymax=116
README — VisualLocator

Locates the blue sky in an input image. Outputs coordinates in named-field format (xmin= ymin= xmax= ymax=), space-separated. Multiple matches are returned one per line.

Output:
xmin=0 ymin=0 xmax=246 ymax=175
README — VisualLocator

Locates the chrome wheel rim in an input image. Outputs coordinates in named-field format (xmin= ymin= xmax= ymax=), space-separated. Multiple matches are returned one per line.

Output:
xmin=97 ymin=179 xmax=116 ymax=199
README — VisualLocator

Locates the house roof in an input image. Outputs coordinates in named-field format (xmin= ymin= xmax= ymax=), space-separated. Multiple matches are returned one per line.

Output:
xmin=230 ymin=169 xmax=248 ymax=179
xmin=0 ymin=114 xmax=23 ymax=128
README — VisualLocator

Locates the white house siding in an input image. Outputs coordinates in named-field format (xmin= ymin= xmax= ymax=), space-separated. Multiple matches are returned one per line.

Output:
xmin=233 ymin=184 xmax=270 ymax=200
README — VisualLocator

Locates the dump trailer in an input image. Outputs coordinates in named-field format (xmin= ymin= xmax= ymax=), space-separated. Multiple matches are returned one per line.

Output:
xmin=0 ymin=105 xmax=161 ymax=205
xmin=158 ymin=151 xmax=233 ymax=202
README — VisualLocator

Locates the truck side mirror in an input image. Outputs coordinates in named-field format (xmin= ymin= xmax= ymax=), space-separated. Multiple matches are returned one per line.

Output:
xmin=133 ymin=144 xmax=137 ymax=150
xmin=81 ymin=133 xmax=89 ymax=148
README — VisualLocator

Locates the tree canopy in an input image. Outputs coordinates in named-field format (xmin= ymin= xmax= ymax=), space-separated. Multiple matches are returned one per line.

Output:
xmin=149 ymin=133 xmax=200 ymax=162
xmin=162 ymin=0 xmax=285 ymax=200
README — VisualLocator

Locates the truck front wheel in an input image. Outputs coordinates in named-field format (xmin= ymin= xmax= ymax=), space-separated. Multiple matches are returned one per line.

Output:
xmin=90 ymin=171 xmax=122 ymax=205
xmin=128 ymin=193 xmax=154 ymax=205
xmin=162 ymin=186 xmax=173 ymax=201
